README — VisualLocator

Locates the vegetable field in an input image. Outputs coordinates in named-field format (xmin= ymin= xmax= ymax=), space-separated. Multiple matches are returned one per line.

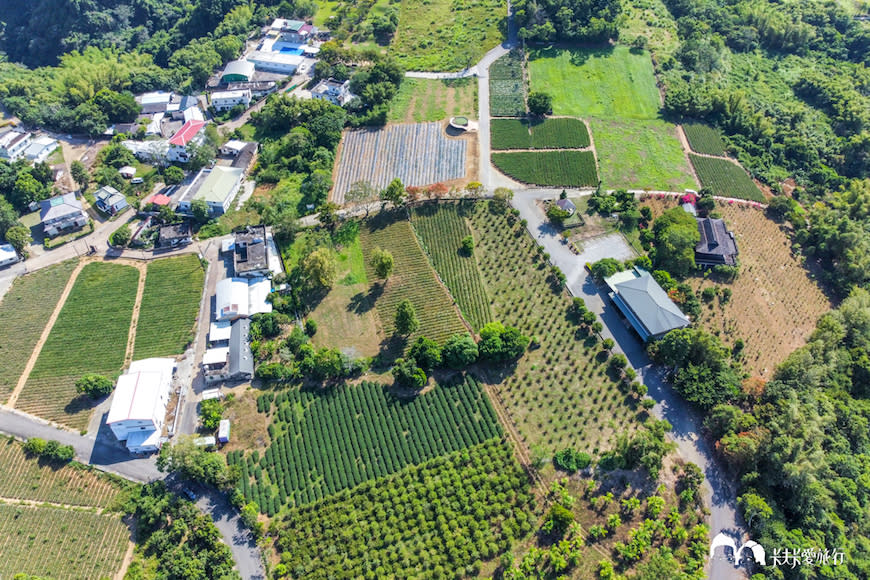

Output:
xmin=0 ymin=503 xmax=129 ymax=580
xmin=388 ymin=77 xmax=478 ymax=124
xmin=272 ymin=439 xmax=533 ymax=577
xmin=490 ymin=49 xmax=526 ymax=117
xmin=332 ymin=123 xmax=466 ymax=204
xmin=0 ymin=260 xmax=77 ymax=402
xmin=360 ymin=213 xmax=467 ymax=346
xmin=682 ymin=122 xmax=726 ymax=156
xmin=492 ymin=150 xmax=598 ymax=186
xmin=133 ymin=255 xmax=205 ymax=359
xmin=491 ymin=117 xmax=591 ymax=150
xmin=0 ymin=439 xmax=124 ymax=508
xmin=229 ymin=376 xmax=500 ymax=511
xmin=18 ymin=262 xmax=140 ymax=429
xmin=689 ymin=154 xmax=766 ymax=202
xmin=468 ymin=201 xmax=640 ymax=453
xmin=410 ymin=203 xmax=493 ymax=330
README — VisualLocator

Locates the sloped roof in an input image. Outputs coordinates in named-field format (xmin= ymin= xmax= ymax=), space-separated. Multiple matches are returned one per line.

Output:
xmin=39 ymin=192 xmax=83 ymax=221
xmin=696 ymin=218 xmax=738 ymax=266
xmin=612 ymin=269 xmax=690 ymax=338
xmin=169 ymin=120 xmax=206 ymax=147
xmin=229 ymin=318 xmax=254 ymax=377
xmin=107 ymin=358 xmax=174 ymax=424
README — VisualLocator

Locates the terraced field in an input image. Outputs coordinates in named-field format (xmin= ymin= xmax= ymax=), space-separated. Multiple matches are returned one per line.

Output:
xmin=0 ymin=439 xmax=124 ymax=507
xmin=0 ymin=503 xmax=129 ymax=580
xmin=0 ymin=260 xmax=77 ymax=402
xmin=359 ymin=212 xmax=467 ymax=348
xmin=410 ymin=203 xmax=493 ymax=330
xmin=332 ymin=123 xmax=467 ymax=203
xmin=133 ymin=255 xmax=205 ymax=359
xmin=18 ymin=262 xmax=140 ymax=429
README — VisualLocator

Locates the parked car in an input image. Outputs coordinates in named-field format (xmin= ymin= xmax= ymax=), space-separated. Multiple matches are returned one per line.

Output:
xmin=131 ymin=177 xmax=144 ymax=184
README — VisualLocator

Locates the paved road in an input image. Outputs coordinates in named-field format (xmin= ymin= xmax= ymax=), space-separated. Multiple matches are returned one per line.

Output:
xmin=405 ymin=68 xmax=478 ymax=79
xmin=196 ymin=487 xmax=266 ymax=580
xmin=511 ymin=189 xmax=745 ymax=580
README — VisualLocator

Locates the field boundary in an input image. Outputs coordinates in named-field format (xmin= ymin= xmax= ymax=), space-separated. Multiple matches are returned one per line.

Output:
xmin=7 ymin=259 xmax=85 ymax=408
xmin=0 ymin=495 xmax=109 ymax=514
xmin=124 ymin=263 xmax=148 ymax=366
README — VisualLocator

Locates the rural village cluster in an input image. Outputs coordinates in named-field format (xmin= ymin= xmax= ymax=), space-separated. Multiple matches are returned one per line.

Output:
xmin=0 ymin=0 xmax=867 ymax=579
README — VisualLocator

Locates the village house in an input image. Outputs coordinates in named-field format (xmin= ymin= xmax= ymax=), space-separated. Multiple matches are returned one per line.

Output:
xmin=695 ymin=217 xmax=739 ymax=267
xmin=211 ymin=89 xmax=252 ymax=112
xmin=176 ymin=166 xmax=244 ymax=217
xmin=0 ymin=131 xmax=32 ymax=161
xmin=40 ymin=192 xmax=88 ymax=238
xmin=106 ymin=358 xmax=175 ymax=454
xmin=310 ymin=79 xmax=355 ymax=106
xmin=605 ymin=267 xmax=690 ymax=342
xmin=167 ymin=119 xmax=207 ymax=163
xmin=94 ymin=186 xmax=129 ymax=215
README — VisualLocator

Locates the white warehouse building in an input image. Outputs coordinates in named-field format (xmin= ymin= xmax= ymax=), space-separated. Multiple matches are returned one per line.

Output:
xmin=247 ymin=51 xmax=305 ymax=75
xmin=211 ymin=89 xmax=252 ymax=112
xmin=215 ymin=277 xmax=272 ymax=321
xmin=106 ymin=358 xmax=175 ymax=453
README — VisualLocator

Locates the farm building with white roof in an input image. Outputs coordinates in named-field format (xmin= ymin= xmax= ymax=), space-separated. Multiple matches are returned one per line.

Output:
xmin=215 ymin=277 xmax=272 ymax=321
xmin=107 ymin=358 xmax=175 ymax=453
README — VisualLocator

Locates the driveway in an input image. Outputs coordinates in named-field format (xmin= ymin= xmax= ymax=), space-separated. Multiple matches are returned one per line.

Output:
xmin=195 ymin=486 xmax=266 ymax=580
xmin=512 ymin=188 xmax=745 ymax=580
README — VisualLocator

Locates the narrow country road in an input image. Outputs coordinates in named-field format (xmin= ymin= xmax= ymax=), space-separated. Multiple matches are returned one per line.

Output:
xmin=511 ymin=189 xmax=745 ymax=580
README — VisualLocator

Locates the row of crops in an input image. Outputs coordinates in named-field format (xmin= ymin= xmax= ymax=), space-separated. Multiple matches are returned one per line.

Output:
xmin=228 ymin=376 xmax=501 ymax=513
xmin=359 ymin=213 xmax=467 ymax=346
xmin=18 ymin=262 xmax=140 ymax=430
xmin=272 ymin=439 xmax=534 ymax=578
xmin=492 ymin=150 xmax=599 ymax=187
xmin=0 ymin=260 xmax=77 ymax=402
xmin=0 ymin=439 xmax=122 ymax=508
xmin=332 ymin=122 xmax=467 ymax=203
xmin=133 ymin=255 xmax=205 ymax=359
xmin=682 ymin=122 xmax=727 ymax=156
xmin=0 ymin=503 xmax=129 ymax=579
xmin=689 ymin=154 xmax=766 ymax=202
xmin=490 ymin=117 xmax=591 ymax=150
xmin=410 ymin=203 xmax=493 ymax=330
xmin=490 ymin=49 xmax=526 ymax=117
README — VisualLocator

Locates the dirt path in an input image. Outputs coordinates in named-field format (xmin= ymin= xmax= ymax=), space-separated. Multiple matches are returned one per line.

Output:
xmin=114 ymin=538 xmax=136 ymax=580
xmin=7 ymin=259 xmax=85 ymax=408
xmin=0 ymin=495 xmax=107 ymax=514
xmin=124 ymin=262 xmax=149 ymax=366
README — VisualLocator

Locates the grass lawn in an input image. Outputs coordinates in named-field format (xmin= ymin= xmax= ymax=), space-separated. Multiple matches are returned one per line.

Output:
xmin=592 ymin=119 xmax=696 ymax=190
xmin=528 ymin=46 xmax=660 ymax=119
xmin=133 ymin=255 xmax=205 ymax=359
xmin=391 ymin=0 xmax=504 ymax=71
xmin=0 ymin=260 xmax=78 ymax=403
xmin=469 ymin=201 xmax=641 ymax=454
xmin=359 ymin=212 xmax=468 ymax=352
xmin=18 ymin=262 xmax=140 ymax=430
xmin=388 ymin=78 xmax=477 ymax=123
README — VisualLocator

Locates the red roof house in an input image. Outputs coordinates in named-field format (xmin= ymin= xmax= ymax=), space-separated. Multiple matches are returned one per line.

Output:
xmin=169 ymin=120 xmax=206 ymax=147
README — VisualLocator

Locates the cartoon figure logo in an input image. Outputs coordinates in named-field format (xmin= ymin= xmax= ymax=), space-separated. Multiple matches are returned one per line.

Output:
xmin=710 ymin=532 xmax=767 ymax=567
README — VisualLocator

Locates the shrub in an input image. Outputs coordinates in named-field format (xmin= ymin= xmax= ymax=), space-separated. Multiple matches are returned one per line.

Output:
xmin=553 ymin=448 xmax=592 ymax=473
xmin=24 ymin=437 xmax=75 ymax=463
xmin=408 ymin=336 xmax=442 ymax=370
xmin=391 ymin=358 xmax=427 ymax=389
xmin=543 ymin=503 xmax=574 ymax=536
xmin=479 ymin=321 xmax=530 ymax=361
xmin=304 ymin=318 xmax=318 ymax=336
xmin=110 ymin=223 xmax=132 ymax=247
xmin=200 ymin=399 xmax=223 ymax=430
xmin=75 ymin=373 xmax=114 ymax=398
xmin=589 ymin=258 xmax=621 ymax=280
xmin=460 ymin=235 xmax=474 ymax=255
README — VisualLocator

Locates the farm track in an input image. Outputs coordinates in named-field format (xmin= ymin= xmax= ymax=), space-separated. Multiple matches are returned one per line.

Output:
xmin=123 ymin=262 xmax=148 ymax=366
xmin=114 ymin=539 xmax=136 ymax=580
xmin=7 ymin=259 xmax=85 ymax=408
xmin=0 ymin=495 xmax=110 ymax=514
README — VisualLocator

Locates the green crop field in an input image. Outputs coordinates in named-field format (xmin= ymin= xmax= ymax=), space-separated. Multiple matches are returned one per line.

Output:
xmin=682 ymin=122 xmax=727 ymax=156
xmin=492 ymin=150 xmax=598 ymax=186
xmin=229 ymin=376 xmax=500 ymax=512
xmin=391 ymin=0 xmax=504 ymax=71
xmin=491 ymin=117 xmax=591 ymax=150
xmin=18 ymin=262 xmax=140 ymax=429
xmin=411 ymin=203 xmax=493 ymax=330
xmin=388 ymin=78 xmax=477 ymax=123
xmin=360 ymin=213 xmax=467 ymax=348
xmin=528 ymin=46 xmax=660 ymax=119
xmin=468 ymin=201 xmax=640 ymax=453
xmin=0 ymin=503 xmax=129 ymax=580
xmin=0 ymin=260 xmax=77 ymax=402
xmin=0 ymin=439 xmax=126 ymax=507
xmin=490 ymin=49 xmax=526 ymax=117
xmin=592 ymin=119 xmax=697 ymax=190
xmin=133 ymin=255 xmax=205 ymax=359
xmin=271 ymin=439 xmax=532 ymax=577
xmin=690 ymin=155 xmax=766 ymax=202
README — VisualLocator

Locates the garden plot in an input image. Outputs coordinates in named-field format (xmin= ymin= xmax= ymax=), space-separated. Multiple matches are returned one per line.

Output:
xmin=332 ymin=122 xmax=467 ymax=204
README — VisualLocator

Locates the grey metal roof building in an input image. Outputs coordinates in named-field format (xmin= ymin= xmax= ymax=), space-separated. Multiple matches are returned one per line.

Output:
xmin=606 ymin=268 xmax=690 ymax=342
xmin=229 ymin=318 xmax=254 ymax=380
xmin=695 ymin=217 xmax=738 ymax=267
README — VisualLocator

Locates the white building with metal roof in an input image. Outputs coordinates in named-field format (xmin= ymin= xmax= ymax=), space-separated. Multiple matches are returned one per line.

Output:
xmin=107 ymin=358 xmax=175 ymax=453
